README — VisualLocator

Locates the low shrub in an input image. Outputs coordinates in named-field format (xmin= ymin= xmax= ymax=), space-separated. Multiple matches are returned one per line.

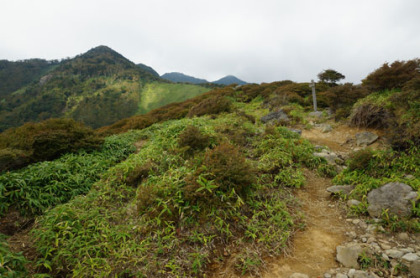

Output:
xmin=319 ymin=83 xmax=369 ymax=118
xmin=183 ymin=143 xmax=256 ymax=204
xmin=347 ymin=148 xmax=375 ymax=171
xmin=0 ymin=148 xmax=30 ymax=172
xmin=349 ymin=102 xmax=392 ymax=128
xmin=178 ymin=125 xmax=210 ymax=153
xmin=122 ymin=161 xmax=156 ymax=187
xmin=188 ymin=95 xmax=232 ymax=117
xmin=0 ymin=118 xmax=103 ymax=171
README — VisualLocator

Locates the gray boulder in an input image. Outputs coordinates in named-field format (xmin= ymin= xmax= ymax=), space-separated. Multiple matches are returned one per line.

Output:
xmin=314 ymin=149 xmax=344 ymax=165
xmin=336 ymin=244 xmax=364 ymax=268
xmin=327 ymin=185 xmax=355 ymax=195
xmin=410 ymin=260 xmax=420 ymax=278
xmin=260 ymin=110 xmax=289 ymax=124
xmin=355 ymin=132 xmax=378 ymax=146
xmin=367 ymin=182 xmax=417 ymax=218
xmin=347 ymin=199 xmax=361 ymax=207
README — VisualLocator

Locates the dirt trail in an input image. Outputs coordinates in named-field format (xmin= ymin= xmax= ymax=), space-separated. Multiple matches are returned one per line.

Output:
xmin=262 ymin=124 xmax=359 ymax=277
xmin=263 ymin=170 xmax=348 ymax=278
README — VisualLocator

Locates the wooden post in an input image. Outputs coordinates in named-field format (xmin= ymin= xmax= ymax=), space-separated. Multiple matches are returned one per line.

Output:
xmin=310 ymin=79 xmax=317 ymax=112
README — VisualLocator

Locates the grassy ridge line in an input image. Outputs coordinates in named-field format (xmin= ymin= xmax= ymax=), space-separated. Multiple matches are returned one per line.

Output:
xmin=30 ymin=102 xmax=335 ymax=277
xmin=138 ymin=82 xmax=210 ymax=114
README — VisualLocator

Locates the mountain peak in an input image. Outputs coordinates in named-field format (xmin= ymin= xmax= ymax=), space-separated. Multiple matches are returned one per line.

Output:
xmin=213 ymin=75 xmax=247 ymax=85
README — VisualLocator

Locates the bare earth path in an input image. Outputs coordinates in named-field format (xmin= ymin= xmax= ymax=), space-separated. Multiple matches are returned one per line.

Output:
xmin=263 ymin=168 xmax=348 ymax=278
xmin=262 ymin=125 xmax=363 ymax=278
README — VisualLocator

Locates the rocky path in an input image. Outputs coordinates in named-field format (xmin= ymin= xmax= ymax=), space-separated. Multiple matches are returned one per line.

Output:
xmin=262 ymin=124 xmax=360 ymax=278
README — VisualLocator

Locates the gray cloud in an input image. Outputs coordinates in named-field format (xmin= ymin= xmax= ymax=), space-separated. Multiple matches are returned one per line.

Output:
xmin=1 ymin=0 xmax=419 ymax=84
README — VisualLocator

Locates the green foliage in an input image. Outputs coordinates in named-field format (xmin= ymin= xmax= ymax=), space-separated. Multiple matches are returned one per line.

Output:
xmin=362 ymin=59 xmax=419 ymax=92
xmin=0 ymin=131 xmax=138 ymax=217
xmin=349 ymin=89 xmax=419 ymax=150
xmin=318 ymin=69 xmax=345 ymax=85
xmin=177 ymin=125 xmax=211 ymax=154
xmin=0 ymin=234 xmax=28 ymax=277
xmin=347 ymin=148 xmax=375 ymax=171
xmin=0 ymin=118 xmax=103 ymax=172
xmin=234 ymin=249 xmax=263 ymax=276
xmin=358 ymin=251 xmax=372 ymax=269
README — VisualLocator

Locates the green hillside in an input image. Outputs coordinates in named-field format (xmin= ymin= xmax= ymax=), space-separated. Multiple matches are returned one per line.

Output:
xmin=0 ymin=58 xmax=418 ymax=277
xmin=138 ymin=82 xmax=210 ymax=114
xmin=0 ymin=46 xmax=210 ymax=131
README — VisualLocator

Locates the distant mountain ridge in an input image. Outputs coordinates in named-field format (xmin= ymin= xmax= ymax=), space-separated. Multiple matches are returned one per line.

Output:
xmin=161 ymin=72 xmax=247 ymax=85
xmin=161 ymin=72 xmax=208 ymax=84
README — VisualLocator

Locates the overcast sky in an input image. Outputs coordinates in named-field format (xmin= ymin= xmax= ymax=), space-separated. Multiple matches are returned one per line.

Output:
xmin=1 ymin=0 xmax=419 ymax=84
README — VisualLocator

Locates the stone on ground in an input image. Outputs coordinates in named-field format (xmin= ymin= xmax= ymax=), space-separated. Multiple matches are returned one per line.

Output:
xmin=327 ymin=185 xmax=354 ymax=195
xmin=260 ymin=110 xmax=289 ymax=124
xmin=336 ymin=244 xmax=364 ymax=268
xmin=367 ymin=182 xmax=417 ymax=218
xmin=410 ymin=260 xmax=420 ymax=278
xmin=355 ymin=132 xmax=378 ymax=146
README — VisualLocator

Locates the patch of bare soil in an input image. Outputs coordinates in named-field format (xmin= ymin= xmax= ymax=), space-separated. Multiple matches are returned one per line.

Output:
xmin=302 ymin=123 xmax=387 ymax=154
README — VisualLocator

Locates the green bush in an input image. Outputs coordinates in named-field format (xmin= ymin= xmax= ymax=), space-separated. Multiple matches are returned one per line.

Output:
xmin=347 ymin=148 xmax=375 ymax=171
xmin=202 ymin=143 xmax=256 ymax=195
xmin=388 ymin=88 xmax=420 ymax=150
xmin=178 ymin=125 xmax=210 ymax=153
xmin=0 ymin=118 xmax=103 ymax=172
xmin=183 ymin=143 xmax=256 ymax=204
xmin=0 ymin=148 xmax=30 ymax=172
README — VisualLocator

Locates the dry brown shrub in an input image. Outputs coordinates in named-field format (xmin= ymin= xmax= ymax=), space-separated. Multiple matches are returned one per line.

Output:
xmin=349 ymin=103 xmax=392 ymax=128
xmin=187 ymin=95 xmax=232 ymax=117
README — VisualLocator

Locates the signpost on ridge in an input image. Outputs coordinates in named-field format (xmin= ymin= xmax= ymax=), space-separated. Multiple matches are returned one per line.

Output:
xmin=309 ymin=79 xmax=317 ymax=112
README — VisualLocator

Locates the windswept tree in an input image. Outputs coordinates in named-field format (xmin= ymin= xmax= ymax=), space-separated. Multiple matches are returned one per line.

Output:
xmin=318 ymin=69 xmax=345 ymax=85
